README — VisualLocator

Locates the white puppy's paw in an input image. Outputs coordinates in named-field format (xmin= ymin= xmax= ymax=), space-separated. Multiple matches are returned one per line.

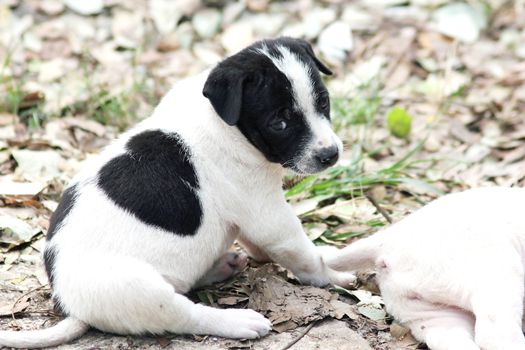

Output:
xmin=327 ymin=270 xmax=357 ymax=287
xmin=296 ymin=273 xmax=331 ymax=287
xmin=295 ymin=269 xmax=355 ymax=288
xmin=208 ymin=308 xmax=272 ymax=339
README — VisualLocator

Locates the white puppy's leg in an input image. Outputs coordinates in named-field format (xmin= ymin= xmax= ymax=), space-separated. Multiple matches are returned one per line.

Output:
xmin=240 ymin=203 xmax=355 ymax=287
xmin=236 ymin=236 xmax=271 ymax=263
xmin=470 ymin=274 xmax=525 ymax=350
xmin=56 ymin=256 xmax=271 ymax=339
xmin=195 ymin=251 xmax=248 ymax=287
xmin=390 ymin=296 xmax=478 ymax=350
xmin=407 ymin=309 xmax=479 ymax=350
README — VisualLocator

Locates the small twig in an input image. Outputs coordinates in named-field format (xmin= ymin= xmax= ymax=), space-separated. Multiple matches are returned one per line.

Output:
xmin=365 ymin=191 xmax=393 ymax=224
xmin=11 ymin=284 xmax=48 ymax=321
xmin=279 ymin=321 xmax=318 ymax=350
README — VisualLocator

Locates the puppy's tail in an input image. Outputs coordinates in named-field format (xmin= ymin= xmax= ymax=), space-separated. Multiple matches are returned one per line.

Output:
xmin=325 ymin=234 xmax=382 ymax=272
xmin=0 ymin=317 xmax=89 ymax=349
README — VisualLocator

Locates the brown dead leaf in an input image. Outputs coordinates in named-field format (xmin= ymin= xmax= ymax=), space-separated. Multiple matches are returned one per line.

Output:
xmin=18 ymin=91 xmax=45 ymax=110
xmin=0 ymin=113 xmax=18 ymax=126
xmin=390 ymin=322 xmax=410 ymax=340
xmin=330 ymin=299 xmax=359 ymax=320
xmin=501 ymin=144 xmax=525 ymax=164
xmin=8 ymin=123 xmax=29 ymax=146
xmin=417 ymin=31 xmax=453 ymax=53
xmin=356 ymin=271 xmax=380 ymax=294
xmin=247 ymin=264 xmax=335 ymax=332
xmin=391 ymin=329 xmax=421 ymax=349
xmin=0 ymin=295 xmax=30 ymax=316
xmin=0 ymin=181 xmax=46 ymax=196
xmin=449 ymin=120 xmax=479 ymax=144
xmin=65 ymin=117 xmax=107 ymax=137
xmin=155 ymin=336 xmax=172 ymax=348
xmin=217 ymin=296 xmax=248 ymax=306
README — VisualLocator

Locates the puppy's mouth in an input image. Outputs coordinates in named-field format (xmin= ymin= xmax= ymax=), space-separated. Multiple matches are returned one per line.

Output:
xmin=286 ymin=159 xmax=334 ymax=176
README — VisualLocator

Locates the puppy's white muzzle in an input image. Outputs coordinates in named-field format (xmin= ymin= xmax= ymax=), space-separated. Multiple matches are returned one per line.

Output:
xmin=293 ymin=120 xmax=342 ymax=174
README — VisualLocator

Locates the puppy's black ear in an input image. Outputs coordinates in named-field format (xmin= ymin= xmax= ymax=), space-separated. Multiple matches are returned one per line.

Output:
xmin=203 ymin=67 xmax=245 ymax=126
xmin=298 ymin=39 xmax=333 ymax=76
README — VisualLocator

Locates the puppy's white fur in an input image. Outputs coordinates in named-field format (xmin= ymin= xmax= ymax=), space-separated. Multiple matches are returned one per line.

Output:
xmin=0 ymin=60 xmax=353 ymax=347
xmin=327 ymin=187 xmax=525 ymax=350
xmin=52 ymin=71 xmax=350 ymax=333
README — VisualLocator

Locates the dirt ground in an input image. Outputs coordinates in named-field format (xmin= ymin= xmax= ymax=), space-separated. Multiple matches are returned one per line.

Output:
xmin=1 ymin=0 xmax=525 ymax=349
xmin=0 ymin=259 xmax=421 ymax=349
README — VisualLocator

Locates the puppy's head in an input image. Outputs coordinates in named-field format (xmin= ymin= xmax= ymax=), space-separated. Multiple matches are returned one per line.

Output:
xmin=203 ymin=37 xmax=342 ymax=175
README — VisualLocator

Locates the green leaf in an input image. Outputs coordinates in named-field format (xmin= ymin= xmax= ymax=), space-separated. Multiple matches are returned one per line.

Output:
xmin=285 ymin=175 xmax=317 ymax=197
xmin=387 ymin=107 xmax=412 ymax=139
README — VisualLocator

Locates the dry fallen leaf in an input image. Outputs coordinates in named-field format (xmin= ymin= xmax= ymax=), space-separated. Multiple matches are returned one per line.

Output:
xmin=247 ymin=264 xmax=335 ymax=332
xmin=0 ymin=215 xmax=42 ymax=250
xmin=390 ymin=322 xmax=410 ymax=340
xmin=315 ymin=198 xmax=377 ymax=223
xmin=0 ymin=180 xmax=46 ymax=196
xmin=329 ymin=299 xmax=360 ymax=320
xmin=217 ymin=296 xmax=248 ymax=306
xmin=0 ymin=295 xmax=30 ymax=316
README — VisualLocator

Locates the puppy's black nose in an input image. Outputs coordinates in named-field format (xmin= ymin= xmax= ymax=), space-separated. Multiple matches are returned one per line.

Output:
xmin=316 ymin=146 xmax=339 ymax=167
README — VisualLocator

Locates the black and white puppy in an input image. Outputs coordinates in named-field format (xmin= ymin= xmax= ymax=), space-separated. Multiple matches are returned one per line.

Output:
xmin=0 ymin=37 xmax=354 ymax=348
xmin=326 ymin=187 xmax=525 ymax=350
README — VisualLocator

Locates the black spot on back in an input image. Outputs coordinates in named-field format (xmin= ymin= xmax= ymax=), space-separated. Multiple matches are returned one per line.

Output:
xmin=97 ymin=130 xmax=202 ymax=236
xmin=43 ymin=246 xmax=57 ymax=286
xmin=46 ymin=185 xmax=78 ymax=242
xmin=43 ymin=245 xmax=67 ymax=315
xmin=44 ymin=185 xmax=77 ymax=310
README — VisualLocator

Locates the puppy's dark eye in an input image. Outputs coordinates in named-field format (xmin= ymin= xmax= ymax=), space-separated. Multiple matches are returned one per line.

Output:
xmin=318 ymin=94 xmax=329 ymax=111
xmin=270 ymin=119 xmax=287 ymax=131
xmin=268 ymin=108 xmax=291 ymax=132
xmin=281 ymin=108 xmax=291 ymax=119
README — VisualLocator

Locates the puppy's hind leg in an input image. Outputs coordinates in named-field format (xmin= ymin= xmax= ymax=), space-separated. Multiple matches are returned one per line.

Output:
xmin=57 ymin=256 xmax=271 ymax=339
xmin=236 ymin=236 xmax=271 ymax=263
xmin=407 ymin=308 xmax=479 ymax=350
xmin=195 ymin=251 xmax=248 ymax=287
xmin=470 ymin=267 xmax=525 ymax=350
xmin=395 ymin=298 xmax=479 ymax=350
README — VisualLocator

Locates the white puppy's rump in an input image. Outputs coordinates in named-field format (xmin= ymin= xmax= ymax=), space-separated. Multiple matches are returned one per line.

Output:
xmin=326 ymin=187 xmax=525 ymax=350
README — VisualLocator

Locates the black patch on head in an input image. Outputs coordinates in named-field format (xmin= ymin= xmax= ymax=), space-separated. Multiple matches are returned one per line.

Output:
xmin=97 ymin=130 xmax=202 ymax=236
xmin=236 ymin=61 xmax=312 ymax=166
xmin=203 ymin=37 xmax=332 ymax=169
xmin=265 ymin=37 xmax=333 ymax=76
xmin=270 ymin=38 xmax=332 ymax=120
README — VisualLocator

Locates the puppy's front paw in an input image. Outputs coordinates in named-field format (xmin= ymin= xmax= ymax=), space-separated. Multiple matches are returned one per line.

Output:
xmin=296 ymin=269 xmax=355 ymax=288
xmin=209 ymin=308 xmax=272 ymax=339
xmin=327 ymin=270 xmax=356 ymax=287
xmin=296 ymin=273 xmax=331 ymax=287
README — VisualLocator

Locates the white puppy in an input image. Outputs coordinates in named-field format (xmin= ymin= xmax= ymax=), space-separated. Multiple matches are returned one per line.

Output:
xmin=326 ymin=187 xmax=525 ymax=350
xmin=0 ymin=37 xmax=354 ymax=348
